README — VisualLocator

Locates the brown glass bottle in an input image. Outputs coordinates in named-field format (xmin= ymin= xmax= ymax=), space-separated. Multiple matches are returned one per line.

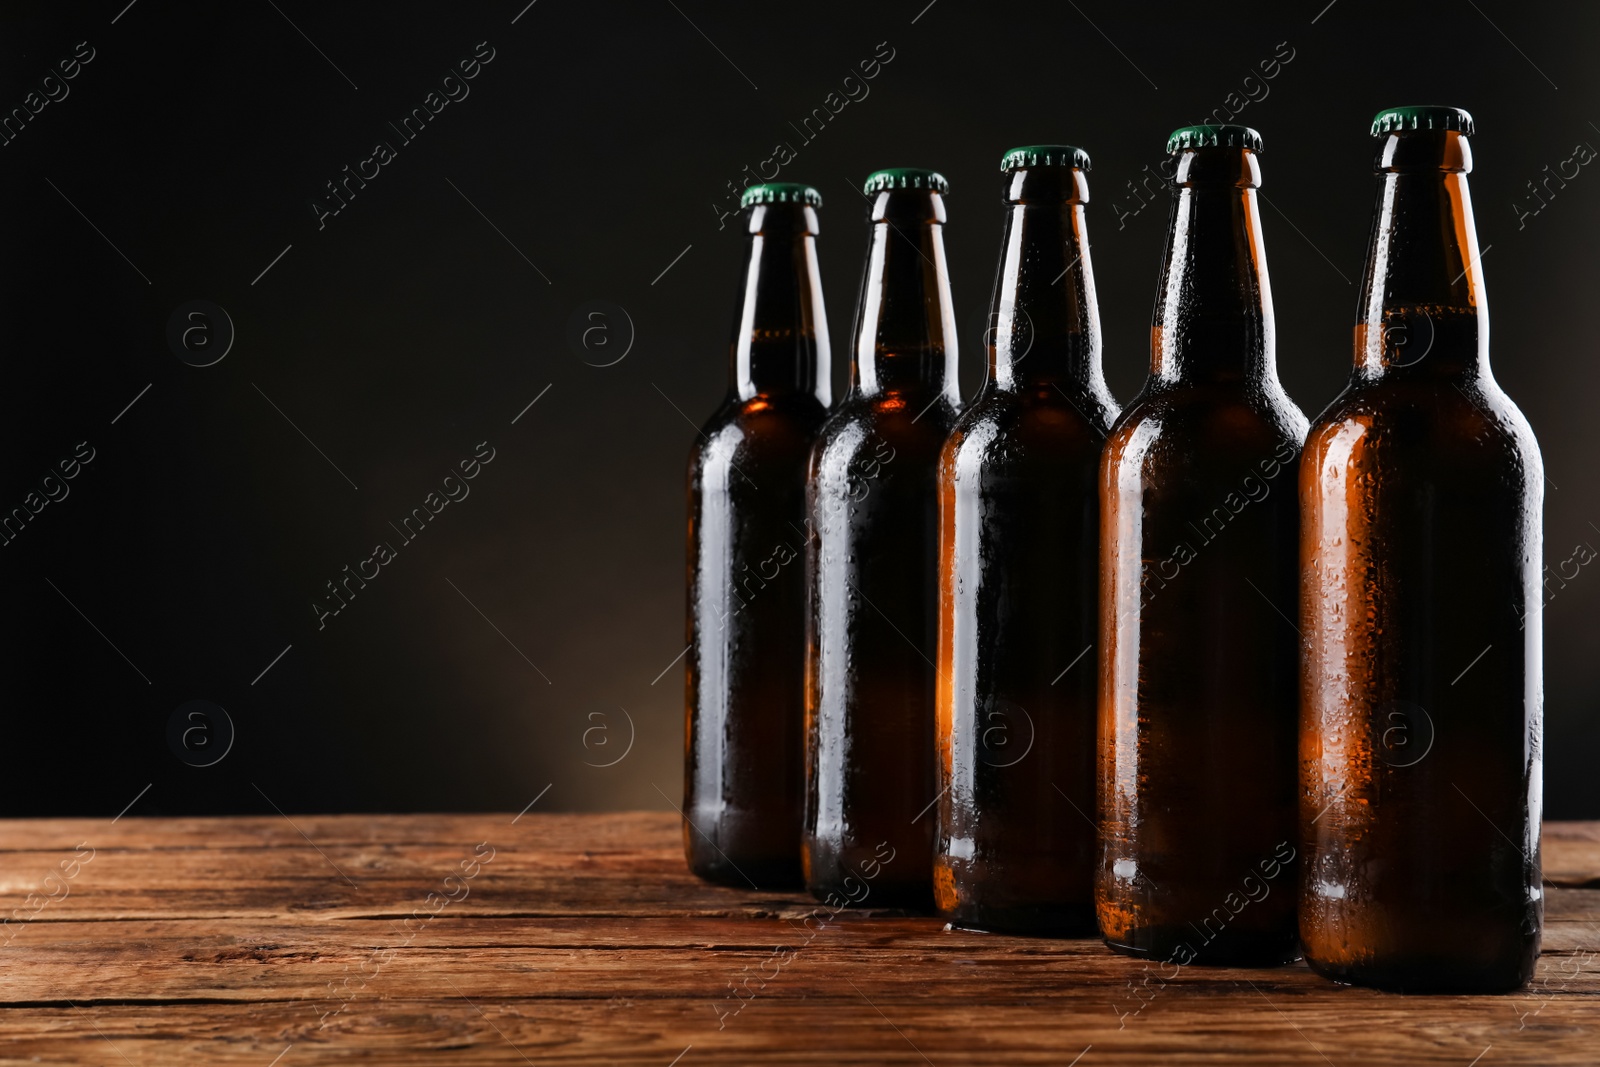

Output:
xmin=803 ymin=168 xmax=961 ymax=908
xmin=1097 ymin=126 xmax=1307 ymax=965
xmin=1299 ymin=107 xmax=1543 ymax=992
xmin=934 ymin=146 xmax=1117 ymax=935
xmin=685 ymin=184 xmax=831 ymax=889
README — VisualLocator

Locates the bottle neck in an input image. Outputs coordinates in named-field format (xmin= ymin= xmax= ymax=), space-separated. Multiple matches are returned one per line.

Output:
xmin=851 ymin=191 xmax=960 ymax=401
xmin=990 ymin=168 xmax=1104 ymax=391
xmin=1151 ymin=149 xmax=1274 ymax=386
xmin=1356 ymin=131 xmax=1487 ymax=380
xmin=729 ymin=204 xmax=831 ymax=403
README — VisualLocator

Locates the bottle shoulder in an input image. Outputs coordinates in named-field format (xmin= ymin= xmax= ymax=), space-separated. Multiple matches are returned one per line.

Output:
xmin=944 ymin=383 xmax=1117 ymax=470
xmin=690 ymin=393 xmax=828 ymax=473
xmin=1305 ymin=374 xmax=1544 ymax=477
xmin=813 ymin=389 xmax=958 ymax=458
xmin=1106 ymin=380 xmax=1307 ymax=469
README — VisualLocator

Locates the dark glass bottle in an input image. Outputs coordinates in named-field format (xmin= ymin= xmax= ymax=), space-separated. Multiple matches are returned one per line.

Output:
xmin=685 ymin=183 xmax=832 ymax=889
xmin=1300 ymin=107 xmax=1543 ymax=992
xmin=935 ymin=146 xmax=1117 ymax=935
xmin=1097 ymin=126 xmax=1307 ymax=965
xmin=804 ymin=168 xmax=961 ymax=908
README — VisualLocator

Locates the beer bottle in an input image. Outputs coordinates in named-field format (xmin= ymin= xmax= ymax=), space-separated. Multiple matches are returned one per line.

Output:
xmin=1098 ymin=126 xmax=1307 ymax=964
xmin=804 ymin=168 xmax=961 ymax=908
xmin=935 ymin=146 xmax=1117 ymax=934
xmin=685 ymin=183 xmax=831 ymax=888
xmin=1300 ymin=106 xmax=1543 ymax=992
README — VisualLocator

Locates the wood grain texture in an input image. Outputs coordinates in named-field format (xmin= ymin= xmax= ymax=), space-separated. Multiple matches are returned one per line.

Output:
xmin=0 ymin=813 xmax=1594 ymax=1065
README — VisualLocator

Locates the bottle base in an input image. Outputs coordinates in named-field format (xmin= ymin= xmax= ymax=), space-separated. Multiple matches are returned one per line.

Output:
xmin=686 ymin=848 xmax=803 ymax=891
xmin=806 ymin=877 xmax=931 ymax=911
xmin=941 ymin=902 xmax=1100 ymax=938
xmin=1304 ymin=953 xmax=1536 ymax=994
xmin=805 ymin=836 xmax=928 ymax=910
xmin=1102 ymin=926 xmax=1302 ymax=968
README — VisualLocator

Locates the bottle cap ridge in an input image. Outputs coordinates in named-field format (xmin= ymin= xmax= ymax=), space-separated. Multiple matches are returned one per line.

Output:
xmin=741 ymin=183 xmax=823 ymax=209
xmin=862 ymin=168 xmax=950 ymax=196
xmin=1166 ymin=124 xmax=1264 ymax=155
xmin=1371 ymin=106 xmax=1475 ymax=137
xmin=1000 ymin=145 xmax=1091 ymax=173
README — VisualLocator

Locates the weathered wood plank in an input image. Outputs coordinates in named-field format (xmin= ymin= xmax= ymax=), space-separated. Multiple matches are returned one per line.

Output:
xmin=0 ymin=913 xmax=1595 ymax=1003
xmin=2 ymin=812 xmax=1595 ymax=914
xmin=0 ymin=814 xmax=1591 ymax=1064
xmin=0 ymin=996 xmax=1595 ymax=1066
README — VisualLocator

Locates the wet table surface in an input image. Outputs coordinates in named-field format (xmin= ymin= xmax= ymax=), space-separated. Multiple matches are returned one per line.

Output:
xmin=0 ymin=812 xmax=1594 ymax=1065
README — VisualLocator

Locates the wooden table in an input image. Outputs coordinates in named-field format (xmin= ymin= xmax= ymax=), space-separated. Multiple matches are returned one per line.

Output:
xmin=0 ymin=813 xmax=1594 ymax=1064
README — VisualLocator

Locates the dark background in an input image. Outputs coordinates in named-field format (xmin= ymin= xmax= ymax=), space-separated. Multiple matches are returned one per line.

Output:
xmin=1 ymin=0 xmax=1593 ymax=819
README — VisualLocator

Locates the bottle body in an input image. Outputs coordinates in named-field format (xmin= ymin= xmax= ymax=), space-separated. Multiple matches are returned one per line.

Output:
xmin=805 ymin=398 xmax=954 ymax=905
xmin=686 ymin=193 xmax=830 ymax=888
xmin=1299 ymin=115 xmax=1543 ymax=991
xmin=804 ymin=174 xmax=959 ymax=908
xmin=935 ymin=155 xmax=1117 ymax=935
xmin=1097 ymin=132 xmax=1307 ymax=965
xmin=1098 ymin=392 xmax=1304 ymax=962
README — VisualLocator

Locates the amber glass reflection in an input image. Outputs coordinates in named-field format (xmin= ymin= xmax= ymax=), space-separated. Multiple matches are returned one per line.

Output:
xmin=1097 ymin=139 xmax=1307 ymax=965
xmin=1299 ymin=124 xmax=1543 ymax=992
xmin=935 ymin=158 xmax=1116 ymax=934
xmin=804 ymin=182 xmax=960 ymax=908
xmin=685 ymin=199 xmax=831 ymax=888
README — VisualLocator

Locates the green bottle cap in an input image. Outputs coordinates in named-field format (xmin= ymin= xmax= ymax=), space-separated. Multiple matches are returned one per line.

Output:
xmin=1166 ymin=124 xmax=1263 ymax=154
xmin=862 ymin=168 xmax=949 ymax=196
xmin=1370 ymin=105 xmax=1474 ymax=137
xmin=1000 ymin=145 xmax=1091 ymax=173
xmin=740 ymin=183 xmax=822 ymax=209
